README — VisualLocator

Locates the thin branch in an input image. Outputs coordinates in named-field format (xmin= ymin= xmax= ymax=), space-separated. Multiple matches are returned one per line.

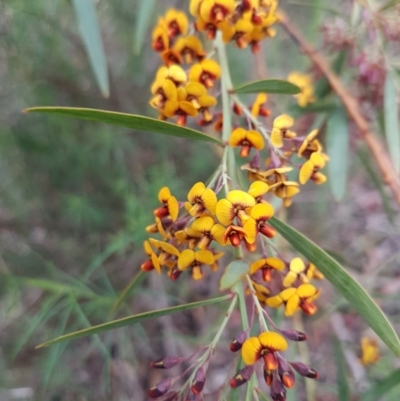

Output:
xmin=280 ymin=13 xmax=400 ymax=206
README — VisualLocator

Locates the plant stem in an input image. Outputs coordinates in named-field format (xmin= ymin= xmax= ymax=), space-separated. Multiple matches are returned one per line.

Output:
xmin=235 ymin=281 xmax=249 ymax=331
xmin=245 ymin=274 xmax=269 ymax=331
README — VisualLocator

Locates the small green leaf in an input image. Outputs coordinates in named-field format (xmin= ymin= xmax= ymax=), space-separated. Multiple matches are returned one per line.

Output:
xmin=334 ymin=338 xmax=351 ymax=401
xmin=23 ymin=107 xmax=223 ymax=146
xmin=289 ymin=100 xmax=338 ymax=116
xmin=36 ymin=294 xmax=231 ymax=348
xmin=269 ymin=217 xmax=400 ymax=356
xmin=110 ymin=270 xmax=145 ymax=313
xmin=133 ymin=0 xmax=156 ymax=54
xmin=72 ymin=0 xmax=109 ymax=97
xmin=233 ymin=79 xmax=300 ymax=95
xmin=384 ymin=71 xmax=400 ymax=173
xmin=361 ymin=368 xmax=400 ymax=401
xmin=220 ymin=260 xmax=250 ymax=291
xmin=326 ymin=107 xmax=349 ymax=201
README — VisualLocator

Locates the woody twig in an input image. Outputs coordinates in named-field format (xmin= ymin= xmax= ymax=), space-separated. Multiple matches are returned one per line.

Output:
xmin=280 ymin=14 xmax=400 ymax=206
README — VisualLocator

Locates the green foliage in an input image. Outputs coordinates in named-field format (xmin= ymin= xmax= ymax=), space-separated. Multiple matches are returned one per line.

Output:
xmin=233 ymin=79 xmax=301 ymax=94
xmin=220 ymin=260 xmax=250 ymax=290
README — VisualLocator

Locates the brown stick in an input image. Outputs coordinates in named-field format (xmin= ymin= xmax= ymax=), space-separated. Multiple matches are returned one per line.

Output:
xmin=280 ymin=14 xmax=400 ymax=206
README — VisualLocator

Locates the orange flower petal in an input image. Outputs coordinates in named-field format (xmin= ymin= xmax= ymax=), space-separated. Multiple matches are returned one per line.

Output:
xmin=258 ymin=331 xmax=288 ymax=352
xmin=178 ymin=249 xmax=195 ymax=270
xmin=241 ymin=336 xmax=262 ymax=365
xmin=299 ymin=160 xmax=314 ymax=185
xmin=167 ymin=196 xmax=180 ymax=221
xmin=249 ymin=203 xmax=274 ymax=221
xmin=248 ymin=181 xmax=269 ymax=198
xmin=285 ymin=294 xmax=300 ymax=316
xmin=158 ymin=187 xmax=171 ymax=203
xmin=216 ymin=198 xmax=235 ymax=226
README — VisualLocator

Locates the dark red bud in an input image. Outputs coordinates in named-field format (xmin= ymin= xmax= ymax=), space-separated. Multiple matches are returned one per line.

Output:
xmin=263 ymin=368 xmax=273 ymax=386
xmin=147 ymin=378 xmax=171 ymax=398
xmin=169 ymin=268 xmax=182 ymax=281
xmin=270 ymin=376 xmax=287 ymax=401
xmin=191 ymin=366 xmax=206 ymax=395
xmin=289 ymin=362 xmax=319 ymax=379
xmin=162 ymin=391 xmax=178 ymax=401
xmin=150 ymin=356 xmax=183 ymax=369
xmin=280 ymin=370 xmax=295 ymax=389
xmin=279 ymin=329 xmax=307 ymax=342
xmin=230 ymin=331 xmax=247 ymax=352
xmin=229 ymin=365 xmax=254 ymax=388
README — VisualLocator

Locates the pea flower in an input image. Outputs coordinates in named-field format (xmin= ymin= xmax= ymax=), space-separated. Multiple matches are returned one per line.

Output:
xmin=271 ymin=114 xmax=296 ymax=148
xmin=189 ymin=59 xmax=221 ymax=88
xmin=177 ymin=249 xmax=215 ymax=280
xmin=299 ymin=152 xmax=327 ymax=185
xmin=216 ymin=190 xmax=256 ymax=226
xmin=186 ymin=181 xmax=217 ymax=217
xmin=229 ymin=128 xmax=265 ymax=157
xmin=287 ymin=72 xmax=315 ymax=107
xmin=250 ymin=257 xmax=285 ymax=282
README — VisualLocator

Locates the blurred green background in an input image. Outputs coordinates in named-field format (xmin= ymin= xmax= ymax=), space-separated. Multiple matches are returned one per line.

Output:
xmin=1 ymin=0 xmax=399 ymax=400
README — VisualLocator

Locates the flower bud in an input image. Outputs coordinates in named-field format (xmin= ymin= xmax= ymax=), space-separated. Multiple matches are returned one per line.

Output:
xmin=150 ymin=356 xmax=183 ymax=369
xmin=229 ymin=365 xmax=254 ymax=388
xmin=162 ymin=391 xmax=178 ymax=401
xmin=230 ymin=331 xmax=247 ymax=352
xmin=263 ymin=368 xmax=273 ymax=386
xmin=147 ymin=378 xmax=172 ymax=398
xmin=279 ymin=329 xmax=307 ymax=342
xmin=270 ymin=376 xmax=287 ymax=401
xmin=289 ymin=362 xmax=319 ymax=379
xmin=277 ymin=356 xmax=295 ymax=388
xmin=191 ymin=366 xmax=206 ymax=395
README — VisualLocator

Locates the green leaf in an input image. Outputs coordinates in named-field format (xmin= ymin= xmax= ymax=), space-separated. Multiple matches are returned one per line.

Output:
xmin=110 ymin=270 xmax=146 ymax=313
xmin=36 ymin=294 xmax=231 ymax=348
xmin=361 ymin=368 xmax=400 ymax=401
xmin=326 ymin=107 xmax=349 ymax=201
xmin=289 ymin=100 xmax=338 ymax=116
xmin=220 ymin=260 xmax=250 ymax=291
xmin=334 ymin=338 xmax=351 ymax=401
xmin=384 ymin=71 xmax=400 ymax=173
xmin=133 ymin=0 xmax=156 ymax=54
xmin=269 ymin=217 xmax=400 ymax=356
xmin=23 ymin=107 xmax=223 ymax=146
xmin=233 ymin=79 xmax=301 ymax=95
xmin=72 ymin=0 xmax=109 ymax=97
xmin=357 ymin=149 xmax=395 ymax=225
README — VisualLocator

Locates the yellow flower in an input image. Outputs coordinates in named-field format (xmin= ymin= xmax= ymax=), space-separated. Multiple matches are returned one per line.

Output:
xmin=271 ymin=114 xmax=296 ymax=148
xmin=174 ymin=35 xmax=206 ymax=64
xmin=145 ymin=216 xmax=168 ymax=240
xmin=194 ymin=16 xmax=219 ymax=40
xmin=266 ymin=284 xmax=320 ymax=316
xmin=141 ymin=240 xmax=161 ymax=273
xmin=151 ymin=19 xmax=169 ymax=52
xmin=282 ymin=257 xmax=306 ymax=287
xmin=248 ymin=279 xmax=270 ymax=303
xmin=186 ymin=181 xmax=218 ymax=217
xmin=177 ymin=249 xmax=215 ymax=280
xmin=305 ymin=263 xmax=324 ymax=281
xmin=251 ymin=93 xmax=270 ymax=117
xmin=299 ymin=152 xmax=327 ymax=185
xmin=216 ymin=190 xmax=256 ymax=226
xmin=149 ymin=238 xmax=180 ymax=274
xmin=229 ymin=128 xmax=264 ymax=157
xmin=244 ymin=11 xmax=278 ymax=53
xmin=250 ymin=257 xmax=285 ymax=281
xmin=241 ymin=332 xmax=288 ymax=370
xmin=190 ymin=0 xmax=203 ymax=17
xmin=243 ymin=203 xmax=276 ymax=243
xmin=297 ymin=129 xmax=323 ymax=157
xmin=199 ymin=0 xmax=236 ymax=23
xmin=287 ymin=72 xmax=315 ymax=108
xmin=189 ymin=59 xmax=221 ymax=88
xmin=153 ymin=186 xmax=180 ymax=222
xmin=184 ymin=82 xmax=217 ymax=122
xmin=175 ymin=227 xmax=202 ymax=249
xmin=219 ymin=18 xmax=254 ymax=48
xmin=191 ymin=216 xmax=226 ymax=249
xmin=162 ymin=86 xmax=199 ymax=126
xmin=160 ymin=49 xmax=182 ymax=66
xmin=360 ymin=337 xmax=379 ymax=366
xmin=247 ymin=180 xmax=270 ymax=202
xmin=150 ymin=78 xmax=178 ymax=109
xmin=164 ymin=9 xmax=189 ymax=38
xmin=222 ymin=224 xmax=249 ymax=247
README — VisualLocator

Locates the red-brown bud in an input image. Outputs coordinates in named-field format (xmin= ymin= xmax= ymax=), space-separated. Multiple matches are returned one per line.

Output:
xmin=162 ymin=391 xmax=178 ymax=401
xmin=289 ymin=362 xmax=319 ymax=379
xmin=169 ymin=268 xmax=182 ymax=281
xmin=230 ymin=331 xmax=247 ymax=352
xmin=263 ymin=368 xmax=273 ymax=386
xmin=280 ymin=370 xmax=295 ymax=389
xmin=229 ymin=365 xmax=254 ymax=388
xmin=147 ymin=378 xmax=172 ymax=398
xmin=270 ymin=376 xmax=287 ymax=401
xmin=150 ymin=356 xmax=183 ymax=369
xmin=279 ymin=329 xmax=307 ymax=342
xmin=191 ymin=366 xmax=206 ymax=394
xmin=259 ymin=223 xmax=277 ymax=238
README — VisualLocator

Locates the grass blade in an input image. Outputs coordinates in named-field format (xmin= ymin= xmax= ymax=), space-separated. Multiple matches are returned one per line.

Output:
xmin=269 ymin=217 xmax=400 ymax=355
xmin=23 ymin=107 xmax=223 ymax=146
xmin=110 ymin=270 xmax=146 ymax=313
xmin=36 ymin=294 xmax=231 ymax=348
xmin=133 ymin=0 xmax=156 ymax=54
xmin=326 ymin=107 xmax=349 ymax=201
xmin=361 ymin=368 xmax=400 ymax=401
xmin=384 ymin=71 xmax=400 ymax=173
xmin=72 ymin=0 xmax=109 ymax=97
xmin=233 ymin=79 xmax=300 ymax=95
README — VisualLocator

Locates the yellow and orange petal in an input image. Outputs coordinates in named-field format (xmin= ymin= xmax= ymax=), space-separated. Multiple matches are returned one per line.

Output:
xmin=187 ymin=182 xmax=218 ymax=216
xmin=258 ymin=332 xmax=288 ymax=352
xmin=250 ymin=257 xmax=285 ymax=275
xmin=165 ymin=9 xmax=189 ymax=37
xmin=360 ymin=337 xmax=380 ymax=366
xmin=248 ymin=181 xmax=270 ymax=200
xmin=199 ymin=0 xmax=236 ymax=23
xmin=241 ymin=336 xmax=262 ymax=365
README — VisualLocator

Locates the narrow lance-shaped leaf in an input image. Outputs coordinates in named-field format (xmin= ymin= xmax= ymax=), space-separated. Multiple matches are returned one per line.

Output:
xmin=23 ymin=107 xmax=223 ymax=146
xmin=269 ymin=217 xmax=400 ymax=356
xmin=361 ymin=368 xmax=400 ymax=401
xmin=72 ymin=0 xmax=109 ymax=97
xmin=220 ymin=260 xmax=249 ymax=291
xmin=36 ymin=294 xmax=231 ymax=348
xmin=233 ymin=79 xmax=301 ymax=95
xmin=384 ymin=71 xmax=400 ymax=173
xmin=326 ymin=107 xmax=349 ymax=201
xmin=133 ymin=0 xmax=156 ymax=55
